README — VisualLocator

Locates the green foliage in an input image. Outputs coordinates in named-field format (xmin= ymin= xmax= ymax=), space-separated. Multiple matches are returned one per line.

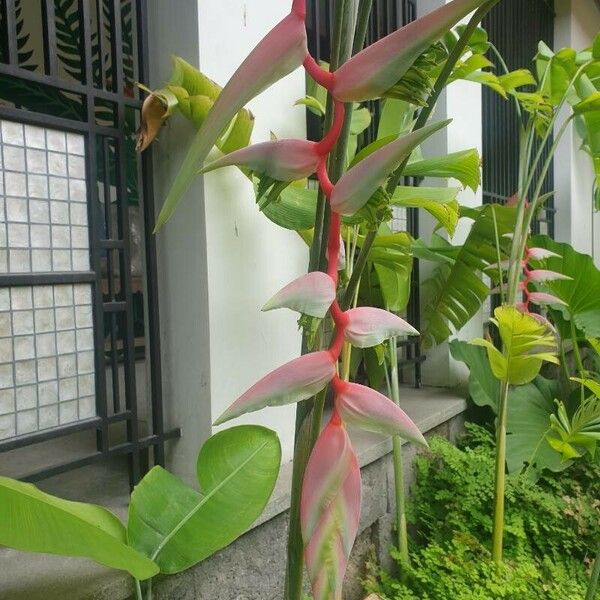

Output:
xmin=421 ymin=204 xmax=515 ymax=348
xmin=471 ymin=305 xmax=559 ymax=386
xmin=365 ymin=426 xmax=600 ymax=600
xmin=128 ymin=425 xmax=281 ymax=574
xmin=0 ymin=476 xmax=158 ymax=580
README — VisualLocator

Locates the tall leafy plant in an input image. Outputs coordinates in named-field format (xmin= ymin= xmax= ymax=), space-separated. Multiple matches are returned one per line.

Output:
xmin=140 ymin=1 xmax=514 ymax=597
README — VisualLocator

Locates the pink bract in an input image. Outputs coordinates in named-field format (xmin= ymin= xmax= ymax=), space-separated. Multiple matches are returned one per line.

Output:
xmin=344 ymin=307 xmax=418 ymax=348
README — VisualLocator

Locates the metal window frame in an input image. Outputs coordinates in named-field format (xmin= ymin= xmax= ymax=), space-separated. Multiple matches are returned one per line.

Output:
xmin=306 ymin=0 xmax=423 ymax=387
xmin=0 ymin=0 xmax=179 ymax=485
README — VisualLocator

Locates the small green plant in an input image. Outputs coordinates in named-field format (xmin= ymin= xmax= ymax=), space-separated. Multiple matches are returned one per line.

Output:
xmin=365 ymin=425 xmax=600 ymax=600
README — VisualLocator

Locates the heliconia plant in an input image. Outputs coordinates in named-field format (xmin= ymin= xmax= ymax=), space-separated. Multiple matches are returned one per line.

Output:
xmin=147 ymin=0 xmax=506 ymax=597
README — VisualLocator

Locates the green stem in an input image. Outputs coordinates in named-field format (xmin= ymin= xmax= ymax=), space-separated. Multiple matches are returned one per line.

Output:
xmin=570 ymin=316 xmax=586 ymax=379
xmin=388 ymin=337 xmax=409 ymax=570
xmin=491 ymin=205 xmax=506 ymax=304
xmin=135 ymin=580 xmax=143 ymax=600
xmin=586 ymin=543 xmax=600 ymax=600
xmin=492 ymin=379 xmax=510 ymax=564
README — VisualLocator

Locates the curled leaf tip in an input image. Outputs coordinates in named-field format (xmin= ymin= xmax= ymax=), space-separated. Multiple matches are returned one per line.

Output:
xmin=214 ymin=351 xmax=336 ymax=425
xmin=262 ymin=272 xmax=336 ymax=318
xmin=344 ymin=307 xmax=419 ymax=348
xmin=202 ymin=139 xmax=320 ymax=182
xmin=336 ymin=382 xmax=427 ymax=446
xmin=331 ymin=119 xmax=450 ymax=216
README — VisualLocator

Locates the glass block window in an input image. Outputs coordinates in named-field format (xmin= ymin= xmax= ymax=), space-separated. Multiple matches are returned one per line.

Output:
xmin=0 ymin=120 xmax=89 ymax=274
xmin=391 ymin=206 xmax=408 ymax=233
xmin=0 ymin=284 xmax=95 ymax=440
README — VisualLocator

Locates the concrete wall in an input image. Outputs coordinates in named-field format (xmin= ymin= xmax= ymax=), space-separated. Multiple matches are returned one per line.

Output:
xmin=554 ymin=0 xmax=600 ymax=264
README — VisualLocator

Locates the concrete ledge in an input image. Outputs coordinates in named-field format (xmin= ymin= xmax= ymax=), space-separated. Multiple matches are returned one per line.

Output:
xmin=0 ymin=386 xmax=467 ymax=600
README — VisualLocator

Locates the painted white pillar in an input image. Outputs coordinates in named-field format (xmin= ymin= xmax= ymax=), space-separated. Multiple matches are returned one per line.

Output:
xmin=419 ymin=0 xmax=484 ymax=386
xmin=554 ymin=0 xmax=600 ymax=264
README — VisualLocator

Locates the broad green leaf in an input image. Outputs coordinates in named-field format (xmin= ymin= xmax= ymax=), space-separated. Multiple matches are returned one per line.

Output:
xmin=378 ymin=99 xmax=414 ymax=139
xmin=350 ymin=107 xmax=372 ymax=135
xmin=404 ymin=148 xmax=481 ymax=192
xmin=449 ymin=339 xmax=499 ymax=410
xmin=529 ymin=235 xmax=600 ymax=336
xmin=261 ymin=185 xmax=317 ymax=231
xmin=498 ymin=69 xmax=536 ymax=92
xmin=374 ymin=261 xmax=412 ymax=313
xmin=505 ymin=377 xmax=566 ymax=478
xmin=128 ymin=425 xmax=281 ymax=574
xmin=0 ymin=477 xmax=158 ymax=580
xmin=422 ymin=204 xmax=515 ymax=347
xmin=471 ymin=305 xmax=559 ymax=386
xmin=391 ymin=185 xmax=460 ymax=236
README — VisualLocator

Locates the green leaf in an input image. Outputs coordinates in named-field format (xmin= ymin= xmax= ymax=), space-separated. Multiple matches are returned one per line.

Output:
xmin=261 ymin=185 xmax=317 ymax=231
xmin=378 ymin=99 xmax=415 ymax=139
xmin=421 ymin=204 xmax=515 ymax=347
xmin=128 ymin=425 xmax=281 ymax=574
xmin=295 ymin=95 xmax=326 ymax=116
xmin=529 ymin=235 xmax=600 ymax=336
xmin=449 ymin=340 xmax=499 ymax=410
xmin=471 ymin=305 xmax=559 ymax=386
xmin=350 ymin=107 xmax=372 ymax=135
xmin=0 ymin=477 xmax=158 ymax=580
xmin=505 ymin=377 xmax=566 ymax=478
xmin=391 ymin=186 xmax=460 ymax=236
xmin=404 ymin=148 xmax=481 ymax=192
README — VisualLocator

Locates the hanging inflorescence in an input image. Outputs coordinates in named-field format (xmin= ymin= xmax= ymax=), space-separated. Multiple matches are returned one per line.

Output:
xmin=152 ymin=1 xmax=496 ymax=598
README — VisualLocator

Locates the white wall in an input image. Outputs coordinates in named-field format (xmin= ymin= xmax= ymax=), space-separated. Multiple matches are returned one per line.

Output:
xmin=419 ymin=0 xmax=485 ymax=386
xmin=149 ymin=1 xmax=308 ymax=481
xmin=197 ymin=1 xmax=308 ymax=463
xmin=554 ymin=0 xmax=600 ymax=264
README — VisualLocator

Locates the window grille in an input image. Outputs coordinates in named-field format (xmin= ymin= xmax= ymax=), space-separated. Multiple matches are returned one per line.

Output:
xmin=0 ymin=0 xmax=178 ymax=486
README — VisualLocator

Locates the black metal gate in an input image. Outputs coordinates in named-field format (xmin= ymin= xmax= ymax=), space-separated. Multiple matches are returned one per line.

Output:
xmin=0 ymin=0 xmax=177 ymax=486
xmin=306 ymin=0 xmax=423 ymax=386
xmin=482 ymin=0 xmax=556 ymax=236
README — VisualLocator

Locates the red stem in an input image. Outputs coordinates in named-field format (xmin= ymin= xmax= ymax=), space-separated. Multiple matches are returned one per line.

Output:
xmin=316 ymin=100 xmax=346 ymax=156
xmin=303 ymin=54 xmax=335 ymax=90
xmin=292 ymin=0 xmax=306 ymax=18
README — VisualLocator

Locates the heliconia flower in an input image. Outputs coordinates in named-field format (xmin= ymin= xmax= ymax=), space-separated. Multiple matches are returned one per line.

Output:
xmin=213 ymin=351 xmax=336 ymax=425
xmin=527 ymin=292 xmax=567 ymax=306
xmin=262 ymin=272 xmax=336 ymax=318
xmin=335 ymin=381 xmax=427 ymax=446
xmin=301 ymin=416 xmax=361 ymax=600
xmin=344 ymin=307 xmax=418 ymax=348
xmin=201 ymin=139 xmax=321 ymax=182
xmin=526 ymin=269 xmax=572 ymax=282
xmin=155 ymin=9 xmax=308 ymax=230
xmin=332 ymin=0 xmax=490 ymax=102
xmin=330 ymin=120 xmax=450 ymax=215
xmin=527 ymin=247 xmax=562 ymax=260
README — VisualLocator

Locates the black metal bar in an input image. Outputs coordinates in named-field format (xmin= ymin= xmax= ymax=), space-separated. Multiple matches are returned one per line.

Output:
xmin=138 ymin=0 xmax=166 ymax=466
xmin=5 ymin=0 xmax=17 ymax=65
xmin=0 ymin=271 xmax=96 ymax=286
xmin=81 ymin=0 xmax=109 ymax=459
xmin=100 ymin=239 xmax=125 ymax=249
xmin=41 ymin=0 xmax=58 ymax=76
xmin=0 ymin=63 xmax=142 ymax=107
xmin=0 ymin=104 xmax=124 ymax=137
xmin=22 ymin=429 xmax=181 ymax=482
xmin=103 ymin=301 xmax=127 ymax=313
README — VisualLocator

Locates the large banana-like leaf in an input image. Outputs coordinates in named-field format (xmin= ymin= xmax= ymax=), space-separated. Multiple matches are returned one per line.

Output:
xmin=0 ymin=476 xmax=158 ymax=580
xmin=155 ymin=11 xmax=308 ymax=229
xmin=529 ymin=235 xmax=600 ymax=337
xmin=471 ymin=305 xmax=559 ymax=386
xmin=421 ymin=204 xmax=515 ymax=348
xmin=128 ymin=425 xmax=281 ymax=574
